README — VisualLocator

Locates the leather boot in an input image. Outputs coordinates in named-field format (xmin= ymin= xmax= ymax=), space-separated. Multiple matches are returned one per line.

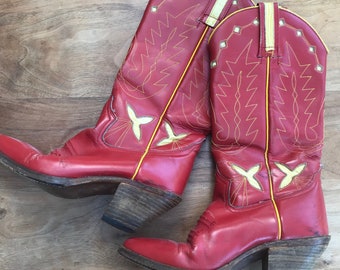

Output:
xmin=119 ymin=3 xmax=330 ymax=268
xmin=0 ymin=0 xmax=254 ymax=232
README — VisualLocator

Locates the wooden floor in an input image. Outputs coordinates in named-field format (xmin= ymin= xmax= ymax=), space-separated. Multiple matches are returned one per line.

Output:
xmin=0 ymin=0 xmax=339 ymax=269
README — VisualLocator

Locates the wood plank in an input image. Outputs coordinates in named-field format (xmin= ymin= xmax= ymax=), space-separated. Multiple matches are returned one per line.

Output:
xmin=0 ymin=98 xmax=107 ymax=151
xmin=0 ymin=0 xmax=147 ymax=99
xmin=0 ymin=0 xmax=339 ymax=269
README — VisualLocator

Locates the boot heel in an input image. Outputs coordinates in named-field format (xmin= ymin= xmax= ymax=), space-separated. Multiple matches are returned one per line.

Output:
xmin=264 ymin=236 xmax=330 ymax=270
xmin=102 ymin=181 xmax=181 ymax=233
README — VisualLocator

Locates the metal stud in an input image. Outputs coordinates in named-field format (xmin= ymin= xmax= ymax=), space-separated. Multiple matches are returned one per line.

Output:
xmin=220 ymin=41 xmax=227 ymax=48
xmin=309 ymin=46 xmax=316 ymax=53
xmin=232 ymin=0 xmax=238 ymax=5
xmin=296 ymin=30 xmax=303 ymax=37
xmin=253 ymin=19 xmax=259 ymax=26
xmin=279 ymin=18 xmax=285 ymax=26
xmin=151 ymin=6 xmax=158 ymax=12
xmin=316 ymin=64 xmax=324 ymax=72
xmin=233 ymin=26 xmax=241 ymax=33
xmin=210 ymin=60 xmax=217 ymax=69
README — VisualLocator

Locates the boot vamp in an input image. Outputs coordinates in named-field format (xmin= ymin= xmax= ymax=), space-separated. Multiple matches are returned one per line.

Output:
xmin=0 ymin=132 xmax=138 ymax=178
xmin=51 ymin=127 xmax=105 ymax=156
xmin=123 ymin=199 xmax=278 ymax=270
xmin=0 ymin=129 xmax=203 ymax=182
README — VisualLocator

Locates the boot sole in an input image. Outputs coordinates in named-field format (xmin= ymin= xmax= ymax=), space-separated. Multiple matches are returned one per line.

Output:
xmin=0 ymin=153 xmax=124 ymax=197
xmin=0 ymin=153 xmax=181 ymax=233
xmin=119 ymin=236 xmax=330 ymax=269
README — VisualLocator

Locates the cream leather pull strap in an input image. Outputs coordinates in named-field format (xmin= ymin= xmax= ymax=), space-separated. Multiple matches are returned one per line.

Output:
xmin=263 ymin=2 xmax=275 ymax=51
xmin=205 ymin=0 xmax=229 ymax=27
xmin=259 ymin=2 xmax=280 ymax=57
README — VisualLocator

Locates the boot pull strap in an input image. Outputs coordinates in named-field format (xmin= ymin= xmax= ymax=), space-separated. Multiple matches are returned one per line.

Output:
xmin=258 ymin=2 xmax=280 ymax=58
xmin=204 ymin=0 xmax=250 ymax=27
xmin=204 ymin=0 xmax=231 ymax=27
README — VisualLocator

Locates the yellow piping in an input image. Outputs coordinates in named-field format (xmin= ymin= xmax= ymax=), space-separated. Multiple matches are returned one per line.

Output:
xmin=131 ymin=26 xmax=210 ymax=180
xmin=265 ymin=56 xmax=282 ymax=239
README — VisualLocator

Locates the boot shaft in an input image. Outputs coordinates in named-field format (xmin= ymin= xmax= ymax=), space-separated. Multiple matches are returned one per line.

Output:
xmin=45 ymin=0 xmax=255 ymax=191
xmin=209 ymin=3 xmax=328 ymax=236
xmin=94 ymin=0 xmax=256 ymax=192
xmin=99 ymin=0 xmax=255 ymax=151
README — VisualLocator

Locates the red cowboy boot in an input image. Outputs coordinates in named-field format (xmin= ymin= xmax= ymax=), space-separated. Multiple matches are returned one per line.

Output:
xmin=120 ymin=3 xmax=330 ymax=269
xmin=0 ymin=0 xmax=254 ymax=232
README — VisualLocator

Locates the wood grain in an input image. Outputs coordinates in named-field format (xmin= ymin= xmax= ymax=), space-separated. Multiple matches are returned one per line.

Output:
xmin=0 ymin=0 xmax=339 ymax=269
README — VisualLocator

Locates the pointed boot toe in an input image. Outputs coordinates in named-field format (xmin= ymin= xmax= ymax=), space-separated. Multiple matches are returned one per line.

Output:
xmin=120 ymin=238 xmax=198 ymax=270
